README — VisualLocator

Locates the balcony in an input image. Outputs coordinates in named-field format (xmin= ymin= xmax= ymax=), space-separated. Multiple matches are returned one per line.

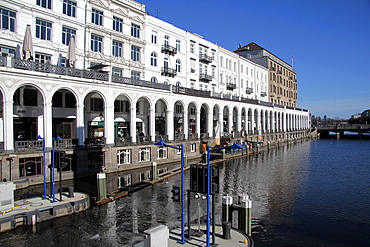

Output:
xmin=161 ymin=67 xmax=177 ymax=77
xmin=199 ymin=73 xmax=212 ymax=82
xmin=245 ymin=88 xmax=253 ymax=94
xmin=261 ymin=92 xmax=267 ymax=97
xmin=270 ymin=67 xmax=276 ymax=71
xmin=199 ymin=54 xmax=213 ymax=63
xmin=226 ymin=83 xmax=236 ymax=90
xmin=12 ymin=58 xmax=109 ymax=81
xmin=161 ymin=44 xmax=177 ymax=56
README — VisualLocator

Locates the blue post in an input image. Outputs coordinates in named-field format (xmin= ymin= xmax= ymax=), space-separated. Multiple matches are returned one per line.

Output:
xmin=179 ymin=143 xmax=186 ymax=244
xmin=42 ymin=137 xmax=47 ymax=200
xmin=51 ymin=146 xmax=57 ymax=202
xmin=206 ymin=145 xmax=211 ymax=247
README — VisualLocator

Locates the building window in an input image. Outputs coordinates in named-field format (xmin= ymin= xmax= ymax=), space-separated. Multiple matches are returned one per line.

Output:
xmin=190 ymin=143 xmax=196 ymax=152
xmin=176 ymin=40 xmax=181 ymax=52
xmin=113 ymin=16 xmax=123 ymax=32
xmin=91 ymin=34 xmax=102 ymax=52
xmin=63 ymin=0 xmax=76 ymax=17
xmin=19 ymin=157 xmax=42 ymax=177
xmin=164 ymin=35 xmax=169 ymax=46
xmin=114 ymin=100 xmax=129 ymax=112
xmin=157 ymin=146 xmax=167 ymax=159
xmin=139 ymin=147 xmax=150 ymax=162
xmin=212 ymin=67 xmax=215 ymax=78
xmin=118 ymin=149 xmax=131 ymax=165
xmin=164 ymin=57 xmax=169 ymax=68
xmin=62 ymin=27 xmax=75 ymax=45
xmin=36 ymin=19 xmax=52 ymax=40
xmin=91 ymin=8 xmax=103 ymax=26
xmin=131 ymin=46 xmax=140 ymax=61
xmin=150 ymin=52 xmax=157 ymax=66
xmin=131 ymin=71 xmax=140 ymax=79
xmin=151 ymin=31 xmax=157 ymax=44
xmin=151 ymin=77 xmax=157 ymax=83
xmin=37 ymin=0 xmax=51 ymax=9
xmin=118 ymin=174 xmax=132 ymax=188
xmin=112 ymin=67 xmax=122 ymax=76
xmin=220 ymin=73 xmax=223 ymax=83
xmin=220 ymin=57 xmax=223 ymax=67
xmin=190 ymin=42 xmax=194 ymax=53
xmin=176 ymin=59 xmax=181 ymax=72
xmin=24 ymin=88 xmax=38 ymax=106
xmin=90 ymin=98 xmax=103 ymax=111
xmin=112 ymin=40 xmax=122 ymax=57
xmin=35 ymin=53 xmax=51 ymax=64
xmin=131 ymin=23 xmax=140 ymax=38
xmin=0 ymin=8 xmax=15 ymax=32
xmin=0 ymin=46 xmax=15 ymax=57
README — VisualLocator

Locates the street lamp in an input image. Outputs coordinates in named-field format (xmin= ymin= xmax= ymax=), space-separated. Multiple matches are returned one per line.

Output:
xmin=206 ymin=142 xmax=245 ymax=247
xmin=154 ymin=139 xmax=186 ymax=244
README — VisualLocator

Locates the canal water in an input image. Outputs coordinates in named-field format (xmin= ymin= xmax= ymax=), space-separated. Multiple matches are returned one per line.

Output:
xmin=0 ymin=138 xmax=369 ymax=246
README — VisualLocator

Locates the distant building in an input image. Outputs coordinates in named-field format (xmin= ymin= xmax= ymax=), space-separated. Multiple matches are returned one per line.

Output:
xmin=235 ymin=42 xmax=297 ymax=107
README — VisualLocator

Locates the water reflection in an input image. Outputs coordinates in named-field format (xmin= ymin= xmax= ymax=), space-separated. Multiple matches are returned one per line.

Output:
xmin=1 ymin=140 xmax=370 ymax=246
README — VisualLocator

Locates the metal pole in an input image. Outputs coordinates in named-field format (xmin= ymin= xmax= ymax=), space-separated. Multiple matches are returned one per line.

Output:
xmin=212 ymin=194 xmax=216 ymax=245
xmin=206 ymin=146 xmax=211 ymax=247
xmin=179 ymin=144 xmax=186 ymax=244
xmin=187 ymin=190 xmax=191 ymax=241
xmin=51 ymin=147 xmax=57 ymax=202
xmin=42 ymin=137 xmax=47 ymax=200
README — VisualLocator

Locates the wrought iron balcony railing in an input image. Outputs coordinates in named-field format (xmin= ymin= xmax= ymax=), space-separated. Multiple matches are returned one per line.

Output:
xmin=161 ymin=67 xmax=177 ymax=77
xmin=199 ymin=73 xmax=212 ymax=82
xmin=199 ymin=54 xmax=213 ymax=63
xmin=226 ymin=83 xmax=237 ymax=90
xmin=161 ymin=44 xmax=177 ymax=55
xmin=245 ymin=88 xmax=253 ymax=94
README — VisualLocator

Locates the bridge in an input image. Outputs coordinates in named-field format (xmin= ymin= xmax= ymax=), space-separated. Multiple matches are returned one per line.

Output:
xmin=316 ymin=124 xmax=370 ymax=138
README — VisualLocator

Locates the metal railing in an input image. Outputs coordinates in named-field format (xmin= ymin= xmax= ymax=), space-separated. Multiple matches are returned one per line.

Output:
xmin=112 ymin=75 xmax=171 ymax=90
xmin=0 ymin=56 xmax=7 ymax=67
xmin=188 ymin=133 xmax=198 ymax=140
xmin=161 ymin=67 xmax=177 ymax=77
xmin=174 ymin=133 xmax=185 ymax=141
xmin=84 ymin=137 xmax=106 ymax=147
xmin=54 ymin=139 xmax=78 ymax=149
xmin=14 ymin=140 xmax=43 ymax=152
xmin=13 ymin=59 xmax=109 ymax=81
xmin=115 ymin=137 xmax=132 ymax=146
xmin=199 ymin=54 xmax=213 ymax=63
xmin=199 ymin=73 xmax=212 ymax=82
xmin=161 ymin=44 xmax=177 ymax=55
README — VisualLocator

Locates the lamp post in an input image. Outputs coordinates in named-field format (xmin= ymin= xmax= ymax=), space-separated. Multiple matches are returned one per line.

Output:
xmin=154 ymin=139 xmax=186 ymax=244
xmin=206 ymin=142 xmax=245 ymax=247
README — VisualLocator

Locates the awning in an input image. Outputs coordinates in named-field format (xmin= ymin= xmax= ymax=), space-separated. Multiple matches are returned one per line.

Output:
xmin=114 ymin=117 xmax=126 ymax=122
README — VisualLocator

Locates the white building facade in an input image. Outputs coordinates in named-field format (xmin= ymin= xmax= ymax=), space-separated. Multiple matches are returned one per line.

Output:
xmin=0 ymin=0 xmax=310 ymax=185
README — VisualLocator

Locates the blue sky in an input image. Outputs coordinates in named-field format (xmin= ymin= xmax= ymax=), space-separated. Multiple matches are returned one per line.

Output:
xmin=141 ymin=0 xmax=370 ymax=119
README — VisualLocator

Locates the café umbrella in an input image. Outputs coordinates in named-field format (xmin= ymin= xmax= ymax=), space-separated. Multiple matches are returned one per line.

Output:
xmin=66 ymin=36 xmax=76 ymax=67
xmin=22 ymin=24 xmax=33 ymax=60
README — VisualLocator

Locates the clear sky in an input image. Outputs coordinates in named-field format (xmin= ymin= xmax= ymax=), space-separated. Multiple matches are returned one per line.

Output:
xmin=141 ymin=0 xmax=370 ymax=119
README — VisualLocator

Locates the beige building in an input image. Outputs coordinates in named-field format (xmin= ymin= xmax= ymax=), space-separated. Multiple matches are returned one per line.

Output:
xmin=235 ymin=42 xmax=298 ymax=108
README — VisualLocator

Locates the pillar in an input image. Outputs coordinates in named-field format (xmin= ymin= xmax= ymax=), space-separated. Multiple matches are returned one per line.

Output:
xmin=222 ymin=195 xmax=233 ymax=223
xmin=3 ymin=100 xmax=14 ymax=151
xmin=166 ymin=109 xmax=174 ymax=141
xmin=105 ymin=105 xmax=115 ymax=145
xmin=130 ymin=106 xmax=137 ymax=143
xmin=76 ymin=104 xmax=85 ymax=146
